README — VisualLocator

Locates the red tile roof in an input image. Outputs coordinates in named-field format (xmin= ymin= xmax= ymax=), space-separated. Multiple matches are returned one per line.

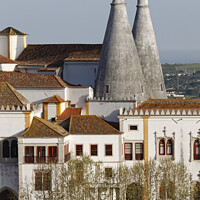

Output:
xmin=19 ymin=117 xmax=68 ymax=137
xmin=43 ymin=95 xmax=65 ymax=103
xmin=59 ymin=115 xmax=122 ymax=135
xmin=17 ymin=44 xmax=101 ymax=67
xmin=0 ymin=55 xmax=17 ymax=64
xmin=64 ymin=49 xmax=100 ymax=61
xmin=0 ymin=72 xmax=69 ymax=88
xmin=0 ymin=82 xmax=30 ymax=106
xmin=57 ymin=108 xmax=82 ymax=121
xmin=0 ymin=27 xmax=27 ymax=36
xmin=135 ymin=99 xmax=200 ymax=110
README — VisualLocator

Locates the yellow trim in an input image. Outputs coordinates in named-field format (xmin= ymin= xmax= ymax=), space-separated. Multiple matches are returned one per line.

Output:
xmin=142 ymin=116 xmax=149 ymax=163
xmin=65 ymin=102 xmax=68 ymax=108
xmin=23 ymin=112 xmax=31 ymax=129
xmin=44 ymin=103 xmax=48 ymax=120
xmin=23 ymin=36 xmax=27 ymax=48
xmin=142 ymin=116 xmax=150 ymax=200
xmin=56 ymin=103 xmax=62 ymax=117
xmin=8 ymin=35 xmax=12 ymax=59
xmin=86 ymin=101 xmax=89 ymax=115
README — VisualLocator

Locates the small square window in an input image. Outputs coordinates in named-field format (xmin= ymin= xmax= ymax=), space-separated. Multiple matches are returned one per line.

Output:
xmin=129 ymin=125 xmax=138 ymax=131
xmin=105 ymin=168 xmax=112 ymax=178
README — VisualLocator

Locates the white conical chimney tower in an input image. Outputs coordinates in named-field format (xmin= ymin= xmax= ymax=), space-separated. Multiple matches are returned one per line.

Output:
xmin=95 ymin=0 xmax=146 ymax=102
xmin=133 ymin=0 xmax=167 ymax=99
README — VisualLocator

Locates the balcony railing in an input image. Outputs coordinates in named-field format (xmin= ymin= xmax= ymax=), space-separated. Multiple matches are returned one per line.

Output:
xmin=24 ymin=156 xmax=58 ymax=164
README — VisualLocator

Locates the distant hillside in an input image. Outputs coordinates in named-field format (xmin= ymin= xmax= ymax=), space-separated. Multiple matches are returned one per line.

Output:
xmin=162 ymin=63 xmax=200 ymax=99
xmin=162 ymin=63 xmax=200 ymax=74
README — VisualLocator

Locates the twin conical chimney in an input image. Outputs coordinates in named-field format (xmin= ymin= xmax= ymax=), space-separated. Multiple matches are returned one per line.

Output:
xmin=95 ymin=0 xmax=146 ymax=102
xmin=133 ymin=0 xmax=167 ymax=99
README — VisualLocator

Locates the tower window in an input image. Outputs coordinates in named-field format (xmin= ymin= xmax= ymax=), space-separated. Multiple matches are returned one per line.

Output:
xmin=160 ymin=84 xmax=164 ymax=91
xmin=141 ymin=85 xmax=144 ymax=93
xmin=105 ymin=85 xmax=109 ymax=94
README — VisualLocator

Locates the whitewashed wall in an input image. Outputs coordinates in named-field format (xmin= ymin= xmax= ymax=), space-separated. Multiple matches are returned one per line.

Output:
xmin=88 ymin=101 xmax=136 ymax=122
xmin=67 ymin=87 xmax=93 ymax=114
xmin=10 ymin=36 xmax=25 ymax=60
xmin=67 ymin=134 xmax=123 ymax=168
xmin=0 ymin=112 xmax=26 ymax=137
xmin=16 ymin=88 xmax=67 ymax=104
xmin=63 ymin=61 xmax=99 ymax=87
xmin=0 ymin=63 xmax=17 ymax=71
xmin=0 ymin=36 xmax=8 ymax=58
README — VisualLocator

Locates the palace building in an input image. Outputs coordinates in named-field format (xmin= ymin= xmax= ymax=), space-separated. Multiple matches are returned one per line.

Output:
xmin=0 ymin=0 xmax=199 ymax=199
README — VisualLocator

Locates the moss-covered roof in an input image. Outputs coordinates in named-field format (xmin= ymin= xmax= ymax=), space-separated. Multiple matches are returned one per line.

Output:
xmin=0 ymin=82 xmax=30 ymax=106
xmin=19 ymin=117 xmax=69 ymax=137
xmin=59 ymin=115 xmax=122 ymax=135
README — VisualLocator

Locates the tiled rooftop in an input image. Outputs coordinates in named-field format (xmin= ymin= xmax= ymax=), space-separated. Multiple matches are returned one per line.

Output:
xmin=0 ymin=55 xmax=17 ymax=64
xmin=57 ymin=108 xmax=82 ymax=121
xmin=0 ymin=27 xmax=27 ymax=36
xmin=59 ymin=115 xmax=122 ymax=135
xmin=0 ymin=72 xmax=69 ymax=88
xmin=0 ymin=82 xmax=30 ymax=106
xmin=135 ymin=99 xmax=200 ymax=110
xmin=43 ymin=95 xmax=65 ymax=103
xmin=17 ymin=44 xmax=101 ymax=67
xmin=19 ymin=117 xmax=68 ymax=137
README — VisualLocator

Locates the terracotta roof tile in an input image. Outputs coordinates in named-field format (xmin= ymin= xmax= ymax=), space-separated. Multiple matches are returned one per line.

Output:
xmin=17 ymin=44 xmax=101 ymax=67
xmin=135 ymin=99 xmax=200 ymax=110
xmin=43 ymin=95 xmax=65 ymax=103
xmin=0 ymin=72 xmax=69 ymax=88
xmin=57 ymin=108 xmax=82 ymax=121
xmin=0 ymin=27 xmax=27 ymax=36
xmin=19 ymin=117 xmax=69 ymax=137
xmin=59 ymin=115 xmax=122 ymax=135
xmin=0 ymin=82 xmax=30 ymax=106
xmin=0 ymin=55 xmax=17 ymax=64
xmin=64 ymin=49 xmax=100 ymax=61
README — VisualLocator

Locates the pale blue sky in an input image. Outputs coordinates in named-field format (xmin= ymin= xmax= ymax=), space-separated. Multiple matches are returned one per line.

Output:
xmin=1 ymin=0 xmax=200 ymax=63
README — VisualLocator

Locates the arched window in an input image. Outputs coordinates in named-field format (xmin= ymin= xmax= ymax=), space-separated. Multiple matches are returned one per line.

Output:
xmin=166 ymin=139 xmax=173 ymax=155
xmin=194 ymin=140 xmax=200 ymax=160
xmin=3 ymin=140 xmax=10 ymax=158
xmin=159 ymin=139 xmax=165 ymax=155
xmin=11 ymin=140 xmax=18 ymax=158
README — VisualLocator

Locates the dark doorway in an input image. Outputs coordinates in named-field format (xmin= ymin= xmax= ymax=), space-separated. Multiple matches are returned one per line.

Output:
xmin=0 ymin=189 xmax=17 ymax=200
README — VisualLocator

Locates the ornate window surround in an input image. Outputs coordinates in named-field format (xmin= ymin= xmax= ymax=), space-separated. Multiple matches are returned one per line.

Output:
xmin=154 ymin=127 xmax=175 ymax=160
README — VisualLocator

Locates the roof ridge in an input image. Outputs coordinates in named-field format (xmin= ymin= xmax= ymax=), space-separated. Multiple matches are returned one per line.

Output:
xmin=5 ymin=82 xmax=27 ymax=105
xmin=35 ymin=117 xmax=67 ymax=136
xmin=96 ymin=116 xmax=122 ymax=134
xmin=53 ymin=75 xmax=68 ymax=88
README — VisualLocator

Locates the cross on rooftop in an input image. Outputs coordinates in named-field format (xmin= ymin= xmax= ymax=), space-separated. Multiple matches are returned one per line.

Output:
xmin=163 ymin=127 xmax=167 ymax=137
